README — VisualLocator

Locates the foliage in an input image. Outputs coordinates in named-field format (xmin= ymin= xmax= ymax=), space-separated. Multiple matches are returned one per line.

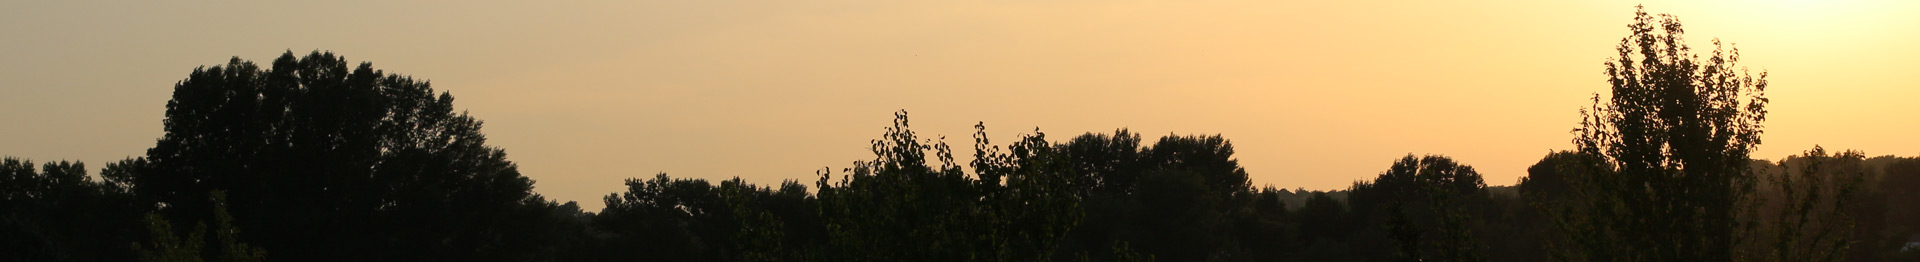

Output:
xmin=589 ymin=173 xmax=821 ymax=261
xmin=134 ymin=213 xmax=204 ymax=262
xmin=1557 ymin=5 xmax=1770 ymax=262
xmin=117 ymin=51 xmax=570 ymax=261
xmin=1749 ymin=147 xmax=1865 ymax=262
xmin=5 ymin=7 xmax=1912 ymax=259
xmin=1351 ymin=155 xmax=1487 ymax=262
xmin=813 ymin=111 xmax=1082 ymax=261
xmin=0 ymin=157 xmax=149 ymax=261
xmin=134 ymin=190 xmax=267 ymax=262
xmin=1864 ymin=158 xmax=1920 ymax=260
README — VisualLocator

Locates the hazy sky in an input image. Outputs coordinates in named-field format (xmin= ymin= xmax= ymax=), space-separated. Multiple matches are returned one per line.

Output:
xmin=4 ymin=0 xmax=1916 ymax=210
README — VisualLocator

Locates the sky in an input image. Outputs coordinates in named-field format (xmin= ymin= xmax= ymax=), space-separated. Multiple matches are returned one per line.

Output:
xmin=3 ymin=0 xmax=1917 ymax=210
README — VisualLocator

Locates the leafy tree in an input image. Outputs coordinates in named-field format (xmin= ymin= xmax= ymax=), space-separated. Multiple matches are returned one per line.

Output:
xmin=1518 ymin=151 xmax=1591 ymax=202
xmin=1124 ymin=169 xmax=1227 ymax=261
xmin=1061 ymin=130 xmax=1144 ymax=196
xmin=1499 ymin=151 xmax=1599 ymax=262
xmin=813 ymin=111 xmax=1081 ymax=261
xmin=1351 ymin=155 xmax=1487 ymax=262
xmin=590 ymin=173 xmax=822 ymax=262
xmin=1229 ymin=187 xmax=1295 ymax=261
xmin=1557 ymin=6 xmax=1770 ymax=262
xmin=1047 ymin=130 xmax=1258 ymax=262
xmin=134 ymin=191 xmax=267 ymax=262
xmin=813 ymin=111 xmax=979 ymax=261
xmin=1143 ymin=134 xmax=1251 ymax=204
xmin=972 ymin=124 xmax=1084 ymax=261
xmin=727 ymin=180 xmax=821 ymax=262
xmin=593 ymin=174 xmax=729 ymax=261
xmin=1750 ymin=146 xmax=1864 ymax=262
xmin=128 ymin=51 xmax=564 ymax=261
xmin=134 ymin=213 xmax=204 ymax=262
xmin=1292 ymin=191 xmax=1356 ymax=262
xmin=0 ymin=157 xmax=148 ymax=261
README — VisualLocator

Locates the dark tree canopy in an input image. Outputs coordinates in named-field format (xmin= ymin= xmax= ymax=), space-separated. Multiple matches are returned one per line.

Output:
xmin=1 ymin=158 xmax=148 ymax=261
xmin=7 ymin=6 xmax=1916 ymax=261
xmin=811 ymin=111 xmax=1083 ymax=261
xmin=126 ymin=51 xmax=565 ymax=262
xmin=1750 ymin=147 xmax=1866 ymax=262
xmin=1349 ymin=155 xmax=1488 ymax=262
xmin=1519 ymin=151 xmax=1589 ymax=201
xmin=1557 ymin=6 xmax=1770 ymax=262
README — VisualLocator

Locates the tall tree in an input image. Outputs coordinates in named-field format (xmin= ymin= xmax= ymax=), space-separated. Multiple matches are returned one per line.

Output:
xmin=1558 ymin=6 xmax=1770 ymax=262
xmin=130 ymin=51 xmax=565 ymax=261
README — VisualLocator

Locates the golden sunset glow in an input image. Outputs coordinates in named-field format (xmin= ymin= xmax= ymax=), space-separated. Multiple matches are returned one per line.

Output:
xmin=3 ymin=0 xmax=1917 ymax=210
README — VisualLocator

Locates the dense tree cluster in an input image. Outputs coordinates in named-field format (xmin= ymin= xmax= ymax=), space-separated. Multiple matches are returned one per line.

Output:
xmin=4 ymin=7 xmax=1919 ymax=262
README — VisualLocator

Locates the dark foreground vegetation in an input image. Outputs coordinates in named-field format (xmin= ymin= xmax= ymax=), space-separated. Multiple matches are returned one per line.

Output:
xmin=5 ymin=7 xmax=1919 ymax=262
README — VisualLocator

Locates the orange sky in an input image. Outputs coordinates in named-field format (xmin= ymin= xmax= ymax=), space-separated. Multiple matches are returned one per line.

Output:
xmin=4 ymin=0 xmax=1916 ymax=210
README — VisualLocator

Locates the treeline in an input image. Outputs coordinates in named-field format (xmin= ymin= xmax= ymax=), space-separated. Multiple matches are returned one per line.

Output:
xmin=5 ymin=7 xmax=1920 ymax=262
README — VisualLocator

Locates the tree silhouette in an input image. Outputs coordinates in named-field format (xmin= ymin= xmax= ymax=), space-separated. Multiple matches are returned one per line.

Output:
xmin=1500 ymin=151 xmax=1596 ymax=262
xmin=1061 ymin=129 xmax=1144 ymax=197
xmin=1519 ymin=151 xmax=1590 ymax=202
xmin=1557 ymin=6 xmax=1770 ymax=262
xmin=812 ymin=111 xmax=1081 ymax=261
xmin=590 ymin=173 xmax=823 ymax=261
xmin=1044 ymin=130 xmax=1261 ymax=261
xmin=126 ymin=51 xmax=567 ymax=262
xmin=0 ymin=157 xmax=148 ymax=261
xmin=10 ymin=7 xmax=1920 ymax=260
xmin=1351 ymin=155 xmax=1487 ymax=262
xmin=1292 ymin=191 xmax=1356 ymax=261
xmin=1748 ymin=146 xmax=1864 ymax=262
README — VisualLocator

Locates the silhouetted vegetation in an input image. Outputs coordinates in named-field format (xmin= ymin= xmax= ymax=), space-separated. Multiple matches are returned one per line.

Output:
xmin=5 ymin=6 xmax=1918 ymax=262
xmin=1553 ymin=5 xmax=1771 ymax=262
